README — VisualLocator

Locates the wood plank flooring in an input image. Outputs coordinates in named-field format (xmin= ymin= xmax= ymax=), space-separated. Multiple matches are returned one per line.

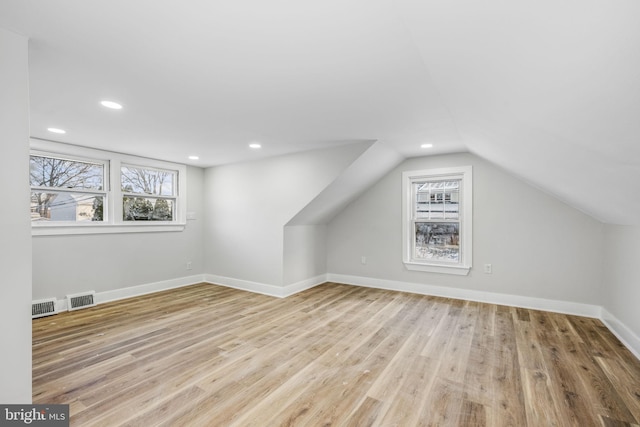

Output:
xmin=32 ymin=282 xmax=640 ymax=426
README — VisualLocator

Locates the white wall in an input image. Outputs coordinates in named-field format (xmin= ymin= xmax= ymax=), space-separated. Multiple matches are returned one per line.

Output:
xmin=204 ymin=143 xmax=371 ymax=287
xmin=283 ymin=225 xmax=327 ymax=286
xmin=287 ymin=141 xmax=404 ymax=225
xmin=602 ymin=225 xmax=640 ymax=355
xmin=32 ymin=166 xmax=205 ymax=300
xmin=327 ymin=153 xmax=604 ymax=305
xmin=0 ymin=28 xmax=32 ymax=403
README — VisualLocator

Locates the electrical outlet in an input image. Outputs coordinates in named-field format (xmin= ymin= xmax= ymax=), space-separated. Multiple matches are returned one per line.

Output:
xmin=361 ymin=256 xmax=367 ymax=265
xmin=483 ymin=264 xmax=492 ymax=274
xmin=186 ymin=261 xmax=193 ymax=270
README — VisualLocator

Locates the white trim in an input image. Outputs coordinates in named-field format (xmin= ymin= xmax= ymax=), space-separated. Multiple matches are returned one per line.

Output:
xmin=96 ymin=274 xmax=206 ymax=305
xmin=404 ymin=262 xmax=470 ymax=275
xmin=32 ymin=223 xmax=186 ymax=236
xmin=32 ymin=271 xmax=639 ymax=361
xmin=282 ymin=274 xmax=329 ymax=297
xmin=34 ymin=273 xmax=326 ymax=314
xmin=402 ymin=166 xmax=473 ymax=275
xmin=30 ymin=138 xmax=187 ymax=235
xmin=601 ymin=308 xmax=640 ymax=361
xmin=204 ymin=274 xmax=284 ymax=297
xmin=50 ymin=274 xmax=206 ymax=311
xmin=203 ymin=273 xmax=327 ymax=298
xmin=54 ymin=299 xmax=67 ymax=313
xmin=326 ymin=273 xmax=601 ymax=318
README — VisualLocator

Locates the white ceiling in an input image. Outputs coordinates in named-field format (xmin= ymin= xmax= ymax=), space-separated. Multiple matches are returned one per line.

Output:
xmin=1 ymin=0 xmax=639 ymax=224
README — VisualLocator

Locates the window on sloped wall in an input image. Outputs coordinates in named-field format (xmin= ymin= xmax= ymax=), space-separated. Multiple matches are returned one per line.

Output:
xmin=402 ymin=166 xmax=472 ymax=275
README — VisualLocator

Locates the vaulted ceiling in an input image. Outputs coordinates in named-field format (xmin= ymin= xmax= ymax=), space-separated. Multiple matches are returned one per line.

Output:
xmin=1 ymin=0 xmax=639 ymax=224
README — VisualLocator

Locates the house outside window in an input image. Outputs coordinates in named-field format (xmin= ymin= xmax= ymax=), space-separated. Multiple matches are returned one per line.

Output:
xmin=402 ymin=166 xmax=472 ymax=275
xmin=30 ymin=139 xmax=186 ymax=235
xmin=30 ymin=154 xmax=107 ymax=223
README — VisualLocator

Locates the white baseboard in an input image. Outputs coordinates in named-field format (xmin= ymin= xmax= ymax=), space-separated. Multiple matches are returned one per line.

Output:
xmin=326 ymin=273 xmax=602 ymax=318
xmin=601 ymin=308 xmax=640 ymax=360
xmin=45 ymin=275 xmax=206 ymax=312
xmin=327 ymin=274 xmax=638 ymax=360
xmin=96 ymin=274 xmax=207 ymax=305
xmin=204 ymin=274 xmax=284 ymax=297
xmin=203 ymin=273 xmax=327 ymax=298
xmin=54 ymin=299 xmax=66 ymax=313
xmin=40 ymin=271 xmax=639 ymax=362
xmin=39 ymin=273 xmax=326 ymax=314
xmin=282 ymin=274 xmax=329 ymax=297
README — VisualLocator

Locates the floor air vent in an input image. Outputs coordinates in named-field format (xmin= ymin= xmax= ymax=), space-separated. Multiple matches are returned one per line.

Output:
xmin=67 ymin=291 xmax=96 ymax=311
xmin=32 ymin=298 xmax=57 ymax=319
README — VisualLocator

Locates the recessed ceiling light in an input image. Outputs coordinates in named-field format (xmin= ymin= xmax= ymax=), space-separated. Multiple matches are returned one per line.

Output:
xmin=421 ymin=143 xmax=434 ymax=149
xmin=100 ymin=100 xmax=123 ymax=110
xmin=188 ymin=155 xmax=199 ymax=160
xmin=249 ymin=143 xmax=261 ymax=149
xmin=47 ymin=128 xmax=66 ymax=134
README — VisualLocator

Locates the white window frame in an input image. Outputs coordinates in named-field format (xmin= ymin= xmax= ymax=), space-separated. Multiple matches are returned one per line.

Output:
xmin=30 ymin=150 xmax=109 ymax=222
xmin=121 ymin=163 xmax=178 ymax=222
xmin=402 ymin=166 xmax=472 ymax=275
xmin=31 ymin=139 xmax=187 ymax=236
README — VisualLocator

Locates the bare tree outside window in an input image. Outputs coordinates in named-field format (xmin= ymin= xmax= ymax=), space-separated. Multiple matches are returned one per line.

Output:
xmin=30 ymin=156 xmax=105 ymax=221
xmin=121 ymin=166 xmax=173 ymax=196
xmin=30 ymin=156 xmax=103 ymax=190
xmin=414 ymin=222 xmax=460 ymax=261
xmin=30 ymin=144 xmax=185 ymax=232
xmin=121 ymin=166 xmax=175 ymax=221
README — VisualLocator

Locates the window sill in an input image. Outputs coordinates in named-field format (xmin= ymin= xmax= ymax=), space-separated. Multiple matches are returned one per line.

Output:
xmin=32 ymin=223 xmax=186 ymax=236
xmin=404 ymin=261 xmax=471 ymax=276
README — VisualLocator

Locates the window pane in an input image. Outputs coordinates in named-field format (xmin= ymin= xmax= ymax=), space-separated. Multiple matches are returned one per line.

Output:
xmin=444 ymin=185 xmax=459 ymax=219
xmin=121 ymin=166 xmax=174 ymax=196
xmin=415 ymin=185 xmax=429 ymax=218
xmin=31 ymin=192 xmax=104 ymax=222
xmin=414 ymin=222 xmax=460 ymax=262
xmin=30 ymin=156 xmax=103 ymax=190
xmin=123 ymin=197 xmax=174 ymax=221
xmin=414 ymin=180 xmax=460 ymax=220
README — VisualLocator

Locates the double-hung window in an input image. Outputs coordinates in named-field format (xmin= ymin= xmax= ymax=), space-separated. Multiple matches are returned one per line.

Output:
xmin=30 ymin=154 xmax=108 ymax=223
xmin=30 ymin=139 xmax=186 ymax=235
xmin=402 ymin=166 xmax=472 ymax=275
xmin=121 ymin=165 xmax=176 ymax=221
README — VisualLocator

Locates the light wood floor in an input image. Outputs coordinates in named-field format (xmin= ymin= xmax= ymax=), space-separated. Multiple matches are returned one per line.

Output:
xmin=33 ymin=283 xmax=640 ymax=426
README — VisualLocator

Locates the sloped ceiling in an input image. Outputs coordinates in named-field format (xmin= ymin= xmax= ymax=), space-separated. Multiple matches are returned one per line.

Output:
xmin=287 ymin=141 xmax=404 ymax=226
xmin=1 ymin=0 xmax=638 ymax=224
xmin=400 ymin=0 xmax=640 ymax=225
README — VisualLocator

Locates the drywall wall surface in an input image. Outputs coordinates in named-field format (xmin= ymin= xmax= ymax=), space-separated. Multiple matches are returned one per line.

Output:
xmin=204 ymin=142 xmax=371 ymax=286
xmin=283 ymin=225 xmax=327 ymax=285
xmin=0 ymin=28 xmax=32 ymax=403
xmin=327 ymin=152 xmax=603 ymax=304
xmin=287 ymin=141 xmax=404 ymax=225
xmin=603 ymin=225 xmax=640 ymax=343
xmin=32 ymin=166 xmax=205 ymax=299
